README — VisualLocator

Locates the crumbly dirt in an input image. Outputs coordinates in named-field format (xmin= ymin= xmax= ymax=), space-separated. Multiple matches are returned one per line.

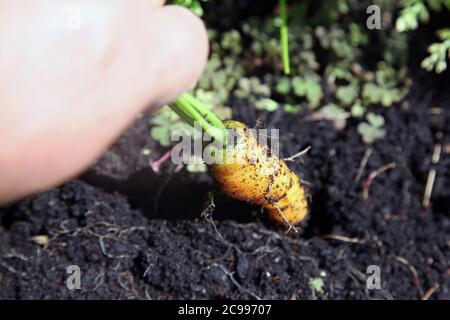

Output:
xmin=0 ymin=74 xmax=448 ymax=299
xmin=0 ymin=1 xmax=449 ymax=300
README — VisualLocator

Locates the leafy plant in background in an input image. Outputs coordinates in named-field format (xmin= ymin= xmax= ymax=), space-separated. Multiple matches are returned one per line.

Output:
xmin=234 ymin=77 xmax=279 ymax=111
xmin=150 ymin=107 xmax=193 ymax=147
xmin=395 ymin=0 xmax=450 ymax=73
xmin=170 ymin=0 xmax=209 ymax=16
xmin=395 ymin=0 xmax=432 ymax=32
xmin=421 ymin=28 xmax=450 ymax=73
xmin=362 ymin=62 xmax=410 ymax=107
xmin=308 ymin=277 xmax=325 ymax=297
xmin=357 ymin=112 xmax=387 ymax=144
xmin=395 ymin=0 xmax=450 ymax=32
xmin=153 ymin=0 xmax=449 ymax=151
xmin=241 ymin=0 xmax=410 ymax=129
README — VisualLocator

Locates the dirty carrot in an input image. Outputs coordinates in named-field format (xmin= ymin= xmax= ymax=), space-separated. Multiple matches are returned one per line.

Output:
xmin=210 ymin=120 xmax=308 ymax=226
xmin=170 ymin=95 xmax=308 ymax=227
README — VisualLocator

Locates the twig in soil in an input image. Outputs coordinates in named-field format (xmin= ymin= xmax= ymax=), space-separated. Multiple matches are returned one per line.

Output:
xmin=210 ymin=263 xmax=262 ymax=300
xmin=347 ymin=267 xmax=367 ymax=289
xmin=290 ymin=253 xmax=320 ymax=270
xmin=144 ymin=289 xmax=152 ymax=300
xmin=4 ymin=249 xmax=30 ymax=261
xmin=430 ymin=107 xmax=443 ymax=116
xmin=421 ymin=283 xmax=440 ymax=300
xmin=321 ymin=234 xmax=360 ymax=244
xmin=354 ymin=148 xmax=373 ymax=185
xmin=0 ymin=262 xmax=18 ymax=274
xmin=283 ymin=146 xmax=311 ymax=162
xmin=93 ymin=268 xmax=106 ymax=292
xmin=117 ymin=272 xmax=142 ymax=300
xmin=30 ymin=235 xmax=50 ymax=246
xmin=201 ymin=195 xmax=244 ymax=255
xmin=423 ymin=170 xmax=437 ymax=209
xmin=253 ymin=245 xmax=279 ymax=260
xmin=362 ymin=162 xmax=396 ymax=201
xmin=254 ymin=118 xmax=263 ymax=129
xmin=274 ymin=205 xmax=299 ymax=234
xmin=393 ymin=256 xmax=423 ymax=298
xmin=149 ymin=148 xmax=173 ymax=173
xmin=423 ymin=144 xmax=441 ymax=208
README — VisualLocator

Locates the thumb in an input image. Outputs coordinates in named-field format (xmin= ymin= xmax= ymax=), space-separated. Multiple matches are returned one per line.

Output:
xmin=0 ymin=0 xmax=208 ymax=203
xmin=145 ymin=5 xmax=209 ymax=108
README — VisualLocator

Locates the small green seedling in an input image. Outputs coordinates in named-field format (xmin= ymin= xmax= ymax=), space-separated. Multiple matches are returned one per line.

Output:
xmin=234 ymin=77 xmax=279 ymax=111
xmin=171 ymin=0 xmax=207 ymax=16
xmin=150 ymin=107 xmax=192 ymax=147
xmin=422 ymin=28 xmax=450 ymax=73
xmin=279 ymin=0 xmax=291 ymax=75
xmin=357 ymin=112 xmax=386 ymax=144
xmin=395 ymin=2 xmax=430 ymax=32
xmin=308 ymin=277 xmax=324 ymax=297
xmin=362 ymin=62 xmax=408 ymax=107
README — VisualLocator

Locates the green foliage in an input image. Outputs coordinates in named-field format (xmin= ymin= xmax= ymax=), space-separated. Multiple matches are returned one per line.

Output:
xmin=291 ymin=74 xmax=323 ymax=109
xmin=393 ymin=0 xmax=450 ymax=74
xmin=150 ymin=107 xmax=192 ymax=147
xmin=362 ymin=63 xmax=409 ymax=107
xmin=170 ymin=0 xmax=208 ymax=16
xmin=308 ymin=278 xmax=324 ymax=293
xmin=349 ymin=23 xmax=369 ymax=46
xmin=357 ymin=113 xmax=387 ymax=144
xmin=422 ymin=28 xmax=450 ymax=73
xmin=308 ymin=103 xmax=350 ymax=130
xmin=242 ymin=19 xmax=281 ymax=58
xmin=234 ymin=76 xmax=282 ymax=111
xmin=279 ymin=0 xmax=291 ymax=74
xmin=198 ymin=30 xmax=244 ymax=109
xmin=243 ymin=1 xmax=411 ymax=117
xmin=153 ymin=0 xmax=448 ymax=150
xmin=396 ymin=0 xmax=450 ymax=32
xmin=141 ymin=147 xmax=151 ymax=156
xmin=396 ymin=1 xmax=430 ymax=32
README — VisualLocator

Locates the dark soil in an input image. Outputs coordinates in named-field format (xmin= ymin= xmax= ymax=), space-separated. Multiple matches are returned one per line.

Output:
xmin=1 ymin=73 xmax=448 ymax=299
xmin=0 ymin=3 xmax=449 ymax=300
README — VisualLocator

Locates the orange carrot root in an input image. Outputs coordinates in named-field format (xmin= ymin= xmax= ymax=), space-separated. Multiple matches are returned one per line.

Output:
xmin=210 ymin=120 xmax=308 ymax=226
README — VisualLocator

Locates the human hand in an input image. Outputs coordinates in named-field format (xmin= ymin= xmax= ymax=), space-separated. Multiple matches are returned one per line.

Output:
xmin=0 ymin=0 xmax=208 ymax=203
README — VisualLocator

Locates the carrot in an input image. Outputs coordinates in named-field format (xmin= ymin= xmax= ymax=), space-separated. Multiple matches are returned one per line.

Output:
xmin=210 ymin=120 xmax=308 ymax=226
xmin=169 ymin=95 xmax=308 ymax=227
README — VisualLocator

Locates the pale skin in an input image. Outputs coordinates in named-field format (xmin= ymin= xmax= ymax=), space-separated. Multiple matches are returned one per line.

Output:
xmin=0 ymin=0 xmax=209 ymax=204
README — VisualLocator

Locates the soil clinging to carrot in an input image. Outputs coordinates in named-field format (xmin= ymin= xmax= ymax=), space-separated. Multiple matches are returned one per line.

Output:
xmin=0 ymin=75 xmax=448 ymax=299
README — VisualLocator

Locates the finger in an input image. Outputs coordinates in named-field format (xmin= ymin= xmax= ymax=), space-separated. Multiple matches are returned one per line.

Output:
xmin=148 ymin=0 xmax=165 ymax=7
xmin=0 ymin=1 xmax=208 ymax=203
xmin=144 ymin=5 xmax=209 ymax=109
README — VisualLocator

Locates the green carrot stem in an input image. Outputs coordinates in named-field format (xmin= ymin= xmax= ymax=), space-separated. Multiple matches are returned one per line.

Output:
xmin=169 ymin=93 xmax=226 ymax=144
xmin=180 ymin=93 xmax=225 ymax=131
xmin=280 ymin=0 xmax=290 ymax=75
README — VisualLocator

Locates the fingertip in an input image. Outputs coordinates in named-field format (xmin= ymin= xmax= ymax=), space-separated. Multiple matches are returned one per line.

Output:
xmin=148 ymin=5 xmax=209 ymax=107
xmin=147 ymin=0 xmax=166 ymax=7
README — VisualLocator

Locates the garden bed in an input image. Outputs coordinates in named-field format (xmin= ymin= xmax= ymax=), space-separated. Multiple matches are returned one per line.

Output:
xmin=0 ymin=0 xmax=449 ymax=300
